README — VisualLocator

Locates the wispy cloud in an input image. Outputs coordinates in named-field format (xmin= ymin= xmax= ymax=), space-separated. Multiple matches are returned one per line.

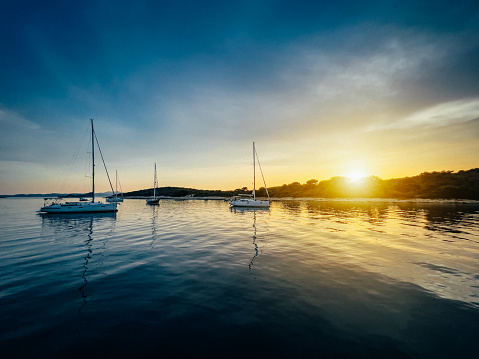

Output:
xmin=378 ymin=98 xmax=479 ymax=130
xmin=0 ymin=108 xmax=41 ymax=130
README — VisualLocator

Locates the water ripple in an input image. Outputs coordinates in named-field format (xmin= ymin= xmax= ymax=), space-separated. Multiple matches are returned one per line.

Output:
xmin=1 ymin=198 xmax=479 ymax=358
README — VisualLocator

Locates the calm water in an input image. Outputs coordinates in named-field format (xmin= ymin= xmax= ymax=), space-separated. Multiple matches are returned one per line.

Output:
xmin=1 ymin=198 xmax=479 ymax=358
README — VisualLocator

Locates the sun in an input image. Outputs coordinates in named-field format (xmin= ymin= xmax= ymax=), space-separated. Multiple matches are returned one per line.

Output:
xmin=346 ymin=170 xmax=367 ymax=182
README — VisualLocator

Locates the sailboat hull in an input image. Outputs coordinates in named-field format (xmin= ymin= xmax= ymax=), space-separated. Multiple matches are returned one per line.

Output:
xmin=39 ymin=202 xmax=118 ymax=213
xmin=146 ymin=198 xmax=160 ymax=205
xmin=229 ymin=199 xmax=270 ymax=208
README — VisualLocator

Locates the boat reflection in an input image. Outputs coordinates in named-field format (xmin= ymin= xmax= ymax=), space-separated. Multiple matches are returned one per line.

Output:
xmin=250 ymin=211 xmax=258 ymax=269
xmin=39 ymin=211 xmax=117 ymax=223
xmin=229 ymin=207 xmax=270 ymax=214
xmin=40 ymin=212 xmax=116 ymax=311
xmin=230 ymin=206 xmax=269 ymax=269
xmin=78 ymin=217 xmax=93 ymax=312
xmin=150 ymin=204 xmax=159 ymax=247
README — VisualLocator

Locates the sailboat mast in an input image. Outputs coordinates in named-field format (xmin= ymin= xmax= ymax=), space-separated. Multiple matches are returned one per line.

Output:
xmin=253 ymin=142 xmax=256 ymax=200
xmin=91 ymin=119 xmax=95 ymax=203
xmin=153 ymin=163 xmax=157 ymax=198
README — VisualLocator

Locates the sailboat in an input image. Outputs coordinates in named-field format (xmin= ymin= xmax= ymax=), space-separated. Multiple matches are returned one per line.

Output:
xmin=38 ymin=119 xmax=118 ymax=213
xmin=106 ymin=170 xmax=124 ymax=202
xmin=229 ymin=142 xmax=270 ymax=208
xmin=146 ymin=163 xmax=160 ymax=205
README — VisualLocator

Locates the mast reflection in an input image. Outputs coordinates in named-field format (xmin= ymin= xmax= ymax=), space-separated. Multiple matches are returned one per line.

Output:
xmin=79 ymin=217 xmax=93 ymax=312
xmin=230 ymin=206 xmax=269 ymax=269
xmin=150 ymin=204 xmax=159 ymax=247
xmin=249 ymin=210 xmax=258 ymax=269
xmin=40 ymin=212 xmax=116 ymax=311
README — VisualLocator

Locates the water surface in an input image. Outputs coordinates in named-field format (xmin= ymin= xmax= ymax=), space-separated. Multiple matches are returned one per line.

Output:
xmin=1 ymin=198 xmax=478 ymax=358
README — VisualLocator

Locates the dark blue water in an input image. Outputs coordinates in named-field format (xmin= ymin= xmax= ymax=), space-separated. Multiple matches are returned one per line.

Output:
xmin=1 ymin=198 xmax=479 ymax=358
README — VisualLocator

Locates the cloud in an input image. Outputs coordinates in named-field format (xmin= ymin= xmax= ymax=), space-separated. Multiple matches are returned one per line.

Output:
xmin=0 ymin=107 xmax=48 ymax=162
xmin=376 ymin=98 xmax=479 ymax=130
xmin=0 ymin=108 xmax=41 ymax=130
xmin=2 ymin=2 xmax=479 ymax=193
xmin=115 ymin=23 xmax=479 ymax=170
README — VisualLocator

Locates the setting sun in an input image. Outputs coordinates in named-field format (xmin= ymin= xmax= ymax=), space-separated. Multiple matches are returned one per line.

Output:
xmin=346 ymin=170 xmax=367 ymax=182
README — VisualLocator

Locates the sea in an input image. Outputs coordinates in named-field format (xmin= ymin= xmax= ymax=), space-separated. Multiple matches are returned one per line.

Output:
xmin=1 ymin=197 xmax=479 ymax=358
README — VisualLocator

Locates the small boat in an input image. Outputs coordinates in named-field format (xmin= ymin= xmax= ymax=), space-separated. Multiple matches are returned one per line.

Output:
xmin=230 ymin=142 xmax=270 ymax=208
xmin=146 ymin=163 xmax=160 ymax=205
xmin=106 ymin=195 xmax=123 ymax=203
xmin=38 ymin=119 xmax=118 ymax=214
xmin=106 ymin=170 xmax=124 ymax=202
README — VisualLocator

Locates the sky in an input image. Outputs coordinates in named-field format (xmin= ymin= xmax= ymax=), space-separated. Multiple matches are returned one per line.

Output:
xmin=1 ymin=0 xmax=479 ymax=195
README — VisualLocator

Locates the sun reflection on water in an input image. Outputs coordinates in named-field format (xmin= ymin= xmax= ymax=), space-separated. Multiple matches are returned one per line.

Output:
xmin=269 ymin=199 xmax=479 ymax=307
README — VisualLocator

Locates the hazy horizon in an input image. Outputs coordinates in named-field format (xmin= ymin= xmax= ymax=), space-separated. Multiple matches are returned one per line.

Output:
xmin=1 ymin=1 xmax=478 ymax=195
xmin=2 ymin=167 xmax=477 ymax=196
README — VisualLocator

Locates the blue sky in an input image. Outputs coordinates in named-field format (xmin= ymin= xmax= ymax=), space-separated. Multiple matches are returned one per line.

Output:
xmin=1 ymin=0 xmax=479 ymax=194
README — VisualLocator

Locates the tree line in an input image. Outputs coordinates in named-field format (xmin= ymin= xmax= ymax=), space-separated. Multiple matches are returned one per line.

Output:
xmin=124 ymin=186 xmax=238 ymax=198
xmin=254 ymin=168 xmax=479 ymax=200
xmin=123 ymin=169 xmax=479 ymax=200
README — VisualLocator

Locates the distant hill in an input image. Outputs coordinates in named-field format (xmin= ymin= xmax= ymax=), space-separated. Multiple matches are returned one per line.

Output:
xmin=124 ymin=186 xmax=239 ymax=198
xmin=3 ymin=169 xmax=479 ymax=200
xmin=254 ymin=168 xmax=479 ymax=200
xmin=126 ymin=169 xmax=479 ymax=200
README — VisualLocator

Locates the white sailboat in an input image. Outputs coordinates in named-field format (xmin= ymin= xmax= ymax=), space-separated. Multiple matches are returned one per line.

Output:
xmin=106 ymin=170 xmax=124 ymax=202
xmin=146 ymin=163 xmax=160 ymax=205
xmin=38 ymin=119 xmax=118 ymax=214
xmin=230 ymin=142 xmax=270 ymax=208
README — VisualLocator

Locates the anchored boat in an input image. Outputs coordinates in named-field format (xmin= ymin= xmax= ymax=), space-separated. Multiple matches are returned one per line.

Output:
xmin=38 ymin=119 xmax=118 ymax=214
xmin=230 ymin=142 xmax=270 ymax=208
xmin=106 ymin=170 xmax=124 ymax=202
xmin=146 ymin=163 xmax=160 ymax=205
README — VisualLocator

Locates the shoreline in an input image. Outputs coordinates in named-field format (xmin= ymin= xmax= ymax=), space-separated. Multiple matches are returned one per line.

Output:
xmin=3 ymin=196 xmax=479 ymax=204
xmin=123 ymin=196 xmax=479 ymax=204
